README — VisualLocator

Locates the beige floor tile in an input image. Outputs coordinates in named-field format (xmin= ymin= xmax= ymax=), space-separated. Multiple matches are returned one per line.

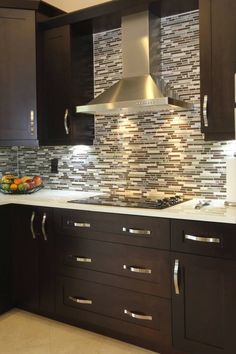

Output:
xmin=0 ymin=309 xmax=51 ymax=351
xmin=0 ymin=309 xmax=157 ymax=354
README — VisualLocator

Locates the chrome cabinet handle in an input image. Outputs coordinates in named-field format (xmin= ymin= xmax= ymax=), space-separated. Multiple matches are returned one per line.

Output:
xmin=68 ymin=296 xmax=92 ymax=305
xmin=123 ymin=265 xmax=151 ymax=274
xmin=30 ymin=211 xmax=36 ymax=240
xmin=124 ymin=309 xmax=152 ymax=321
xmin=235 ymin=108 xmax=236 ymax=140
xmin=42 ymin=213 xmax=47 ymax=241
xmin=203 ymin=94 xmax=208 ymax=127
xmin=68 ymin=255 xmax=92 ymax=263
xmin=64 ymin=109 xmax=70 ymax=135
xmin=185 ymin=234 xmax=220 ymax=244
xmin=30 ymin=110 xmax=35 ymax=136
xmin=73 ymin=222 xmax=91 ymax=228
xmin=122 ymin=227 xmax=151 ymax=236
xmin=174 ymin=259 xmax=180 ymax=295
xmin=234 ymin=73 xmax=236 ymax=103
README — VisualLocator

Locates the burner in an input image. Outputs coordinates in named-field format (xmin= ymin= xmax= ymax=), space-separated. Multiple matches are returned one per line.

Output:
xmin=68 ymin=195 xmax=184 ymax=209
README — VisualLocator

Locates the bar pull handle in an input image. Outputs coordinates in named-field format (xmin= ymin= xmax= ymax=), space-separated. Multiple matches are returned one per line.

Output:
xmin=174 ymin=259 xmax=180 ymax=295
xmin=68 ymin=296 xmax=92 ymax=305
xmin=123 ymin=265 xmax=152 ymax=274
xmin=42 ymin=212 xmax=47 ymax=241
xmin=234 ymin=73 xmax=236 ymax=103
xmin=30 ymin=211 xmax=36 ymax=240
xmin=122 ymin=227 xmax=151 ymax=236
xmin=73 ymin=222 xmax=91 ymax=228
xmin=30 ymin=110 xmax=35 ymax=135
xmin=124 ymin=309 xmax=152 ymax=321
xmin=68 ymin=255 xmax=92 ymax=263
xmin=203 ymin=95 xmax=208 ymax=127
xmin=64 ymin=109 xmax=70 ymax=135
xmin=184 ymin=234 xmax=220 ymax=244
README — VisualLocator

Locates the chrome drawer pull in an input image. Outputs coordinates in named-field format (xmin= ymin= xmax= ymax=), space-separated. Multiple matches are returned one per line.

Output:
xmin=124 ymin=309 xmax=152 ymax=321
xmin=185 ymin=234 xmax=220 ymax=244
xmin=174 ymin=259 xmax=180 ymax=295
xmin=68 ymin=296 xmax=92 ymax=305
xmin=123 ymin=265 xmax=152 ymax=274
xmin=203 ymin=94 xmax=208 ymax=127
xmin=122 ymin=227 xmax=151 ymax=236
xmin=68 ymin=255 xmax=92 ymax=263
xmin=73 ymin=222 xmax=91 ymax=228
xmin=30 ymin=211 xmax=36 ymax=240
xmin=42 ymin=213 xmax=47 ymax=241
xmin=64 ymin=109 xmax=70 ymax=135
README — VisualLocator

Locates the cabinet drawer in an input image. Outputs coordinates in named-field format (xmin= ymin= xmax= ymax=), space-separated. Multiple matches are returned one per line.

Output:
xmin=56 ymin=238 xmax=170 ymax=298
xmin=56 ymin=276 xmax=171 ymax=333
xmin=54 ymin=209 xmax=170 ymax=249
xmin=171 ymin=220 xmax=236 ymax=259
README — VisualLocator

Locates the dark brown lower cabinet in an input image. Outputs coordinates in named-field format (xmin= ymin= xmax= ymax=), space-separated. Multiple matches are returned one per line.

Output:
xmin=53 ymin=208 xmax=179 ymax=353
xmin=0 ymin=205 xmax=12 ymax=314
xmin=171 ymin=253 xmax=236 ymax=354
xmin=56 ymin=276 xmax=172 ymax=353
xmin=12 ymin=206 xmax=55 ymax=315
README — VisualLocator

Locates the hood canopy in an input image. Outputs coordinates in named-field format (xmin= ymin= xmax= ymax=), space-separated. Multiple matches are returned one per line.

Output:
xmin=76 ymin=8 xmax=194 ymax=115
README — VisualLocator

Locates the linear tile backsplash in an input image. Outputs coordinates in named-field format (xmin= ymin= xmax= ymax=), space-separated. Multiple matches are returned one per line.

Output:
xmin=1 ymin=10 xmax=236 ymax=199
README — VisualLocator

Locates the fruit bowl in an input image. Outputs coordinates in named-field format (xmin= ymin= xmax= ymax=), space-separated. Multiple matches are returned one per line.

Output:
xmin=0 ymin=175 xmax=44 ymax=194
xmin=0 ymin=184 xmax=44 ymax=194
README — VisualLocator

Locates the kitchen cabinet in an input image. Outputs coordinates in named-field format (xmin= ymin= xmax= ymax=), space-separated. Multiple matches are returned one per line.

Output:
xmin=12 ymin=206 xmax=55 ymax=315
xmin=0 ymin=205 xmax=12 ymax=314
xmin=54 ymin=208 xmax=173 ymax=353
xmin=39 ymin=24 xmax=94 ymax=145
xmin=171 ymin=220 xmax=236 ymax=354
xmin=0 ymin=3 xmax=65 ymax=147
xmin=0 ymin=8 xmax=38 ymax=146
xmin=200 ymin=0 xmax=236 ymax=140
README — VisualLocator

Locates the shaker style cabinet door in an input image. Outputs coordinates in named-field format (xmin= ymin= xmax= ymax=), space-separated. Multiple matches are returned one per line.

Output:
xmin=0 ymin=206 xmax=12 ymax=314
xmin=0 ymin=8 xmax=38 ymax=145
xmin=12 ymin=206 xmax=55 ymax=315
xmin=40 ymin=25 xmax=71 ymax=144
xmin=200 ymin=0 xmax=236 ymax=140
xmin=39 ymin=25 xmax=94 ymax=146
xmin=171 ymin=253 xmax=236 ymax=354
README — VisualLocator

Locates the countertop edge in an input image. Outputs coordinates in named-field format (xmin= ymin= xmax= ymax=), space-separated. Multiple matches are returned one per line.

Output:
xmin=0 ymin=190 xmax=235 ymax=224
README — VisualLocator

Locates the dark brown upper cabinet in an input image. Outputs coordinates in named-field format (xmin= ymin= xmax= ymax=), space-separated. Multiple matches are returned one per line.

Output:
xmin=0 ymin=2 xmax=64 ymax=147
xmin=0 ymin=8 xmax=38 ymax=146
xmin=200 ymin=0 xmax=236 ymax=141
xmin=38 ymin=24 xmax=94 ymax=146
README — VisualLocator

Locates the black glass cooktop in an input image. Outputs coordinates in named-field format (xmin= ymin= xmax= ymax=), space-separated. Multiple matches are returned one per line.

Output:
xmin=68 ymin=195 xmax=184 ymax=209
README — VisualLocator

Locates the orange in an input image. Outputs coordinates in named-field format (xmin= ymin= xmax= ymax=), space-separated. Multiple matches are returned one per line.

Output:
xmin=14 ymin=178 xmax=22 ymax=185
xmin=10 ymin=183 xmax=18 ymax=191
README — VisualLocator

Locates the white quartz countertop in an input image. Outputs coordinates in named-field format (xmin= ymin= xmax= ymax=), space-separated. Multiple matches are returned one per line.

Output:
xmin=0 ymin=189 xmax=235 ymax=224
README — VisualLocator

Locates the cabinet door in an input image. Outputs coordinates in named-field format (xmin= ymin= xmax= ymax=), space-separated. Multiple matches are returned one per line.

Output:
xmin=0 ymin=206 xmax=12 ymax=314
xmin=40 ymin=26 xmax=71 ymax=144
xmin=12 ymin=206 xmax=40 ymax=312
xmin=200 ymin=0 xmax=236 ymax=140
xmin=171 ymin=253 xmax=236 ymax=354
xmin=38 ymin=208 xmax=55 ymax=315
xmin=12 ymin=206 xmax=55 ymax=315
xmin=0 ymin=9 xmax=38 ymax=145
xmin=40 ymin=25 xmax=94 ymax=146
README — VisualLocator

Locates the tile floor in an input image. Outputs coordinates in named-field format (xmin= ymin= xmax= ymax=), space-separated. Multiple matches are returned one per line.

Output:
xmin=0 ymin=309 xmax=157 ymax=354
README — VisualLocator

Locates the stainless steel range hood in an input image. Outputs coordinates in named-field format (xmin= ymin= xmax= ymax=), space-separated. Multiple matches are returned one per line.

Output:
xmin=76 ymin=9 xmax=194 ymax=116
